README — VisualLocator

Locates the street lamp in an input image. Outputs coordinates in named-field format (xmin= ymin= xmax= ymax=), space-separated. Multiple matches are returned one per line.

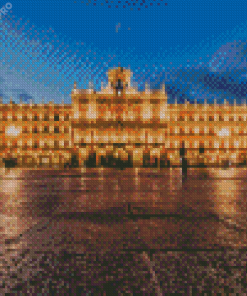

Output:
xmin=218 ymin=128 xmax=230 ymax=137
xmin=6 ymin=125 xmax=21 ymax=137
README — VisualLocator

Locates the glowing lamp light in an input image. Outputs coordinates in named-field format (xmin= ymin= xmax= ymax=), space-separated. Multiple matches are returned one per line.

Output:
xmin=74 ymin=111 xmax=80 ymax=119
xmin=218 ymin=128 xmax=230 ymax=137
xmin=160 ymin=110 xmax=166 ymax=119
xmin=6 ymin=126 xmax=21 ymax=137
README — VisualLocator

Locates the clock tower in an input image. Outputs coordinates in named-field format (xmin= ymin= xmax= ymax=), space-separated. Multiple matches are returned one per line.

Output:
xmin=107 ymin=66 xmax=132 ymax=96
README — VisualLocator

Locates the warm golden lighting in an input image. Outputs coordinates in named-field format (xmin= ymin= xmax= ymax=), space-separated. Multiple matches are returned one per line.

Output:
xmin=74 ymin=111 xmax=80 ymax=119
xmin=87 ymin=105 xmax=97 ymax=120
xmin=1 ymin=66 xmax=247 ymax=170
xmin=6 ymin=125 xmax=21 ymax=137
xmin=218 ymin=128 xmax=230 ymax=137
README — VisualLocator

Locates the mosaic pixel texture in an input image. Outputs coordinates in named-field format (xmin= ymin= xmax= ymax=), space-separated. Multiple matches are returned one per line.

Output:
xmin=0 ymin=0 xmax=247 ymax=294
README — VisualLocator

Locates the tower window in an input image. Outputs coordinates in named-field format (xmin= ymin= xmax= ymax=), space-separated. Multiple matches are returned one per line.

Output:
xmin=54 ymin=114 xmax=59 ymax=121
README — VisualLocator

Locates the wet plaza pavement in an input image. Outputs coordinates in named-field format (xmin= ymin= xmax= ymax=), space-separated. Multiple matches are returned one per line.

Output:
xmin=0 ymin=167 xmax=247 ymax=294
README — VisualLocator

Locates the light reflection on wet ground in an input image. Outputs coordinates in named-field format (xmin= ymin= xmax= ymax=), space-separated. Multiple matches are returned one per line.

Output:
xmin=0 ymin=167 xmax=247 ymax=294
xmin=0 ymin=167 xmax=247 ymax=246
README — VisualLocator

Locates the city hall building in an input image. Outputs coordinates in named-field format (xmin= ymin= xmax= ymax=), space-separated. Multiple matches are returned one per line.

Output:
xmin=0 ymin=66 xmax=247 ymax=168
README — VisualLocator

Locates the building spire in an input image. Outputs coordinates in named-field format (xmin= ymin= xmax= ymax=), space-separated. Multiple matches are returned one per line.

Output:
xmin=88 ymin=80 xmax=94 ymax=89
xmin=74 ymin=81 xmax=77 ymax=89
xmin=161 ymin=83 xmax=166 ymax=94
xmin=145 ymin=82 xmax=151 ymax=93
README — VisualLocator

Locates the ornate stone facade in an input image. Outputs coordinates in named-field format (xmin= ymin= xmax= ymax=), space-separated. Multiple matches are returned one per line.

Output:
xmin=1 ymin=66 xmax=247 ymax=168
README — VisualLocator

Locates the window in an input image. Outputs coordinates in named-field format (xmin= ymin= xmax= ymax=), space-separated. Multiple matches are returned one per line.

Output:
xmin=22 ymin=115 xmax=27 ymax=121
xmin=44 ymin=126 xmax=49 ymax=133
xmin=199 ymin=145 xmax=204 ymax=154
xmin=33 ymin=142 xmax=38 ymax=148
xmin=209 ymin=116 xmax=214 ymax=121
xmin=23 ymin=127 xmax=28 ymax=133
xmin=54 ymin=114 xmax=59 ymax=121
xmin=33 ymin=127 xmax=38 ymax=133
xmin=33 ymin=115 xmax=38 ymax=121
xmin=44 ymin=114 xmax=49 ymax=121
xmin=64 ymin=127 xmax=69 ymax=133
xmin=64 ymin=114 xmax=69 ymax=121
xmin=54 ymin=126 xmax=59 ymax=133
xmin=64 ymin=140 xmax=69 ymax=148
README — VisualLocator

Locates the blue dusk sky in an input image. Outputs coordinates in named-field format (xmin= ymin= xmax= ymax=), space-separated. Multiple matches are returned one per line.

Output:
xmin=0 ymin=0 xmax=247 ymax=104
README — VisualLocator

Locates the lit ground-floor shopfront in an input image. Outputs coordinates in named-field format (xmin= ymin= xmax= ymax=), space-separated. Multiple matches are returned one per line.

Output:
xmin=0 ymin=146 xmax=247 ymax=168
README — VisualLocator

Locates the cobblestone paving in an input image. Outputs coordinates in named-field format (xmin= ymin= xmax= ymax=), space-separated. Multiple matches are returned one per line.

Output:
xmin=0 ymin=217 xmax=246 ymax=295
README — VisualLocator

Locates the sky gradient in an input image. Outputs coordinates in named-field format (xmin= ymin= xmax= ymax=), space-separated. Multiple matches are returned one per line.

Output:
xmin=0 ymin=0 xmax=247 ymax=104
